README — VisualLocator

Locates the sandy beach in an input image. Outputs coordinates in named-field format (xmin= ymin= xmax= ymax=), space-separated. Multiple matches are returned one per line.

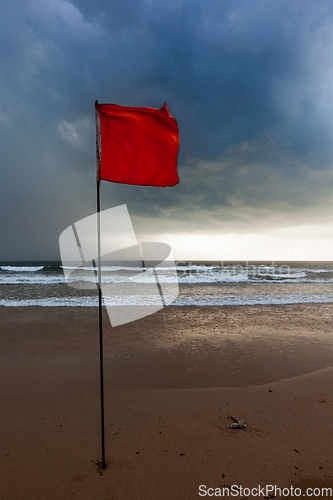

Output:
xmin=1 ymin=305 xmax=333 ymax=499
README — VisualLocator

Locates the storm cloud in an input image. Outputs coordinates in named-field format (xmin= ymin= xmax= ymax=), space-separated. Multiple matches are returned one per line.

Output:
xmin=1 ymin=0 xmax=333 ymax=259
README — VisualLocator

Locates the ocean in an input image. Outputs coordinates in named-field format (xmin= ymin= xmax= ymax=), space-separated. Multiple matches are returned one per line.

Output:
xmin=1 ymin=260 xmax=333 ymax=307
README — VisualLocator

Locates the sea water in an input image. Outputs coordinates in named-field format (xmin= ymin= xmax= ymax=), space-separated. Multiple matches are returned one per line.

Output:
xmin=1 ymin=261 xmax=333 ymax=307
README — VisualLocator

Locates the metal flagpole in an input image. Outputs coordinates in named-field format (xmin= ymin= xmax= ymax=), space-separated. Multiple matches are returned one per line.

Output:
xmin=95 ymin=100 xmax=106 ymax=469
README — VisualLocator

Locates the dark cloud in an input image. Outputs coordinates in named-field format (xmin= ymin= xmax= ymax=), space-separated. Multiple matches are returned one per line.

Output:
xmin=1 ymin=0 xmax=333 ymax=259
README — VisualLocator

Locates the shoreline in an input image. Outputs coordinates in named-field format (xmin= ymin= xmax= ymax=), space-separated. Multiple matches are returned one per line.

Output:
xmin=2 ymin=298 xmax=333 ymax=307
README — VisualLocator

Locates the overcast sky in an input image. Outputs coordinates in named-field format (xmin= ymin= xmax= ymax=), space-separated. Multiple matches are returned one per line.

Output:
xmin=2 ymin=0 xmax=333 ymax=261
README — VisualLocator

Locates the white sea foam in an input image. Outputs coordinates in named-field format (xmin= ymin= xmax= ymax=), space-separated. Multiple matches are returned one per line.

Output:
xmin=1 ymin=293 xmax=333 ymax=307
xmin=0 ymin=266 xmax=44 ymax=272
xmin=1 ymin=266 xmax=333 ymax=285
xmin=0 ymin=275 xmax=66 ymax=284
xmin=0 ymin=297 xmax=98 ymax=307
xmin=2 ymin=261 xmax=333 ymax=307
xmin=61 ymin=265 xmax=144 ymax=272
xmin=307 ymin=269 xmax=332 ymax=273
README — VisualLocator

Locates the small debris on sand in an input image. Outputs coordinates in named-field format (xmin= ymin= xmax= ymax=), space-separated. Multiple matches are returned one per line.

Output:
xmin=227 ymin=416 xmax=247 ymax=429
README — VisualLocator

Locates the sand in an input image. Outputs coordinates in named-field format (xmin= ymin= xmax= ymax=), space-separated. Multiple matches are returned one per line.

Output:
xmin=1 ymin=305 xmax=333 ymax=499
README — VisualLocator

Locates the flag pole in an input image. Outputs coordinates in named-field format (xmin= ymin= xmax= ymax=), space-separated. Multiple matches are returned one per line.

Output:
xmin=95 ymin=100 xmax=106 ymax=469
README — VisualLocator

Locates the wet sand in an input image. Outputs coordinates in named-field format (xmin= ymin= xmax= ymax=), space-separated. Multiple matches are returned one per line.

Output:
xmin=1 ymin=305 xmax=333 ymax=499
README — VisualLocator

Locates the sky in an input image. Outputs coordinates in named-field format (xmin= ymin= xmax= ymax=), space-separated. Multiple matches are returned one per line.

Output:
xmin=2 ymin=0 xmax=333 ymax=261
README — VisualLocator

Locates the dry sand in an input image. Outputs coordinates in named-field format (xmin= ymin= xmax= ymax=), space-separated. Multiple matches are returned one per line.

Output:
xmin=1 ymin=305 xmax=333 ymax=499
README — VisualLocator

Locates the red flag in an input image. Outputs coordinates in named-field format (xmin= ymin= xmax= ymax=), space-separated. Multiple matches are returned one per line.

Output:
xmin=95 ymin=102 xmax=179 ymax=187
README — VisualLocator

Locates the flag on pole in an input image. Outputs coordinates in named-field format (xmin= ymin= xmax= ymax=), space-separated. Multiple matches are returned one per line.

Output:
xmin=93 ymin=100 xmax=180 ymax=470
xmin=95 ymin=102 xmax=179 ymax=187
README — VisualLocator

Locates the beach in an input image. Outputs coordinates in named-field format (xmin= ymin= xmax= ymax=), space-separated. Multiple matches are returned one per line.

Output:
xmin=1 ymin=304 xmax=333 ymax=499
